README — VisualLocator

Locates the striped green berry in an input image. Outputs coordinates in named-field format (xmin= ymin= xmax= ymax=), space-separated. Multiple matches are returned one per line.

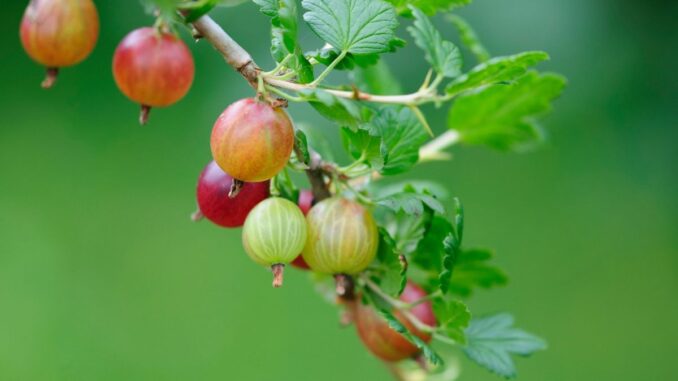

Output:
xmin=302 ymin=197 xmax=378 ymax=275
xmin=242 ymin=197 xmax=307 ymax=287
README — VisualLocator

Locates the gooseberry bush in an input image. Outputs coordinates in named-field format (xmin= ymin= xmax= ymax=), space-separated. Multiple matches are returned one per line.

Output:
xmin=20 ymin=0 xmax=566 ymax=379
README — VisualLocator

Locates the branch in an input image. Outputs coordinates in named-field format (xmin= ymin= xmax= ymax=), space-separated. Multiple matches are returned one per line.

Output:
xmin=191 ymin=14 xmax=461 ymax=193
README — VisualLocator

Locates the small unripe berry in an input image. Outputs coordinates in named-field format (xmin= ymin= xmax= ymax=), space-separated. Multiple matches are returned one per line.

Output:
xmin=302 ymin=197 xmax=378 ymax=275
xmin=352 ymin=282 xmax=436 ymax=362
xmin=195 ymin=161 xmax=269 ymax=227
xmin=211 ymin=98 xmax=294 ymax=182
xmin=242 ymin=197 xmax=307 ymax=287
xmin=113 ymin=27 xmax=195 ymax=124
xmin=20 ymin=0 xmax=99 ymax=88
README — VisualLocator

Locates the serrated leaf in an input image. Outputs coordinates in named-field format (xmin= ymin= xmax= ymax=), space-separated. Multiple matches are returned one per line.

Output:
xmin=449 ymin=248 xmax=508 ymax=297
xmin=446 ymin=51 xmax=549 ymax=95
xmin=408 ymin=7 xmax=462 ymax=78
xmin=300 ymin=89 xmax=363 ymax=128
xmin=464 ymin=313 xmax=547 ymax=378
xmin=179 ymin=0 xmax=220 ymax=22
xmin=340 ymin=126 xmax=384 ymax=170
xmin=377 ymin=202 xmax=434 ymax=256
xmin=386 ymin=0 xmax=471 ymax=16
xmin=377 ymin=307 xmax=443 ymax=365
xmin=448 ymin=71 xmax=566 ymax=151
xmin=438 ymin=233 xmax=458 ymax=294
xmin=377 ymin=185 xmax=445 ymax=216
xmin=371 ymin=228 xmax=407 ymax=296
xmin=433 ymin=299 xmax=470 ymax=344
xmin=294 ymin=129 xmax=310 ymax=165
xmin=302 ymin=0 xmax=399 ymax=54
xmin=447 ymin=14 xmax=489 ymax=63
xmin=371 ymin=108 xmax=428 ymax=175
xmin=411 ymin=215 xmax=453 ymax=272
xmin=308 ymin=38 xmax=404 ymax=70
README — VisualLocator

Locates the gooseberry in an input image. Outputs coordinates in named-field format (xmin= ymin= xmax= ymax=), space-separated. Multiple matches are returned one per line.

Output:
xmin=352 ymin=282 xmax=436 ymax=362
xmin=112 ymin=27 xmax=195 ymax=125
xmin=211 ymin=98 xmax=294 ymax=182
xmin=242 ymin=197 xmax=307 ymax=287
xmin=20 ymin=0 xmax=99 ymax=88
xmin=195 ymin=160 xmax=269 ymax=227
xmin=302 ymin=197 xmax=378 ymax=275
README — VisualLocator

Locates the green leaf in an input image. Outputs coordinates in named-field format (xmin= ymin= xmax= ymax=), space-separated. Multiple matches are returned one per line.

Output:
xmin=449 ymin=248 xmax=508 ymax=297
xmin=302 ymin=0 xmax=399 ymax=54
xmin=272 ymin=170 xmax=299 ymax=203
xmin=445 ymin=51 xmax=549 ymax=95
xmin=340 ymin=126 xmax=384 ymax=170
xmin=448 ymin=71 xmax=566 ymax=151
xmin=377 ymin=203 xmax=434 ymax=256
xmin=300 ymin=89 xmax=363 ymax=129
xmin=294 ymin=129 xmax=310 ymax=165
xmin=255 ymin=0 xmax=298 ymax=59
xmin=377 ymin=185 xmax=445 ymax=215
xmin=307 ymin=38 xmax=404 ymax=70
xmin=255 ymin=0 xmax=314 ymax=82
xmin=386 ymin=0 xmax=472 ymax=16
xmin=377 ymin=307 xmax=443 ymax=365
xmin=371 ymin=228 xmax=407 ymax=297
xmin=464 ymin=313 xmax=547 ymax=378
xmin=438 ymin=233 xmax=458 ymax=294
xmin=433 ymin=299 xmax=470 ymax=344
xmin=179 ymin=0 xmax=220 ymax=22
xmin=408 ymin=7 xmax=462 ymax=78
xmin=447 ymin=14 xmax=489 ymax=63
xmin=350 ymin=60 xmax=403 ymax=95
xmin=411 ymin=215 xmax=453 ymax=273
xmin=371 ymin=108 xmax=428 ymax=175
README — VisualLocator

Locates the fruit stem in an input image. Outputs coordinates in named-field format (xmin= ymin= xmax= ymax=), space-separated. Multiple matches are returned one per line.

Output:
xmin=334 ymin=274 xmax=355 ymax=300
xmin=190 ymin=209 xmax=204 ymax=222
xmin=41 ymin=67 xmax=58 ymax=89
xmin=271 ymin=263 xmax=285 ymax=288
xmin=228 ymin=179 xmax=244 ymax=198
xmin=139 ymin=105 xmax=151 ymax=125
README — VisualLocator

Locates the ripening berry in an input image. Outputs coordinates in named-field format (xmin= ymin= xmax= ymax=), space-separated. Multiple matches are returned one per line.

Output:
xmin=302 ymin=197 xmax=378 ymax=275
xmin=195 ymin=161 xmax=269 ymax=227
xmin=242 ymin=197 xmax=307 ymax=287
xmin=20 ymin=0 xmax=99 ymax=88
xmin=112 ymin=27 xmax=195 ymax=125
xmin=352 ymin=282 xmax=436 ymax=361
xmin=211 ymin=98 xmax=294 ymax=182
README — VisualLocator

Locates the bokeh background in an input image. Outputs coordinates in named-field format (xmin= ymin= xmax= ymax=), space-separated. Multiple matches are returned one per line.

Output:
xmin=1 ymin=0 xmax=676 ymax=380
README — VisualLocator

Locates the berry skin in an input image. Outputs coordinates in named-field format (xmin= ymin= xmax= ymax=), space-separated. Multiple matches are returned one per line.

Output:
xmin=352 ymin=282 xmax=436 ymax=362
xmin=290 ymin=190 xmax=314 ymax=269
xmin=211 ymin=98 xmax=294 ymax=182
xmin=112 ymin=27 xmax=195 ymax=124
xmin=242 ymin=197 xmax=307 ymax=287
xmin=195 ymin=161 xmax=269 ymax=228
xmin=20 ymin=0 xmax=99 ymax=88
xmin=302 ymin=197 xmax=378 ymax=275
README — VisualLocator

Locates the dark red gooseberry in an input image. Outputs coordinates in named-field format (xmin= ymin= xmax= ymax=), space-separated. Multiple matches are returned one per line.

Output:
xmin=20 ymin=0 xmax=99 ymax=88
xmin=290 ymin=189 xmax=314 ymax=269
xmin=352 ymin=282 xmax=437 ymax=362
xmin=195 ymin=161 xmax=269 ymax=228
xmin=210 ymin=98 xmax=294 ymax=182
xmin=112 ymin=27 xmax=195 ymax=125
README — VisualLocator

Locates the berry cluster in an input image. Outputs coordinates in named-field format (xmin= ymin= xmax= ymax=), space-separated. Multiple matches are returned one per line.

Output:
xmin=20 ymin=0 xmax=562 ymax=378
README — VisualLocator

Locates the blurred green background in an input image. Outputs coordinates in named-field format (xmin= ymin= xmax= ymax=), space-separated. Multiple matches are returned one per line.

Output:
xmin=1 ymin=0 xmax=676 ymax=380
